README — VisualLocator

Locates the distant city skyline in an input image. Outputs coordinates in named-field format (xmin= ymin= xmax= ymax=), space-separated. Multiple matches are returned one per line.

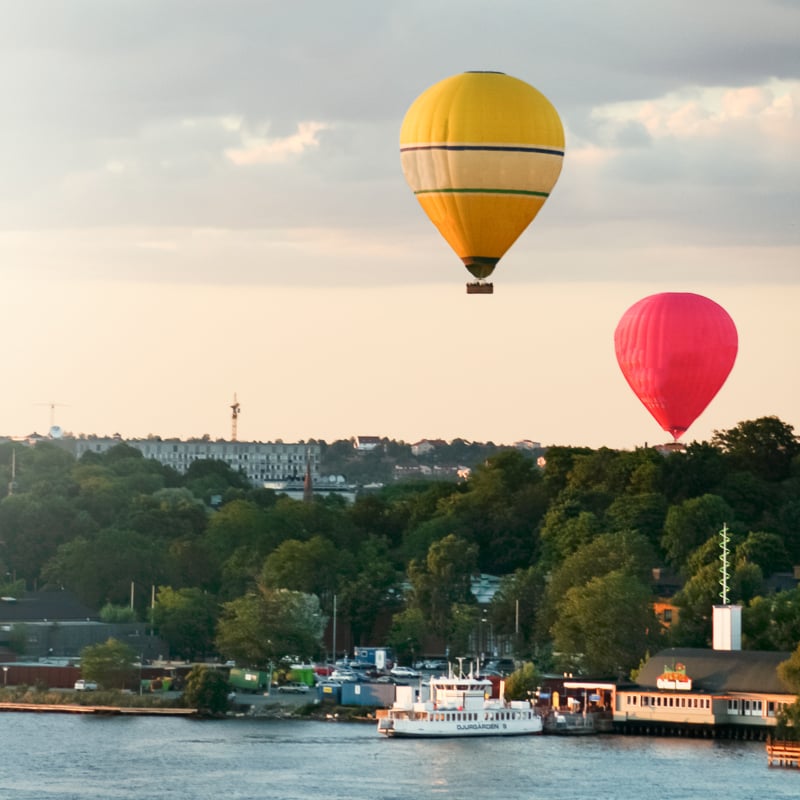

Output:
xmin=1 ymin=3 xmax=796 ymax=451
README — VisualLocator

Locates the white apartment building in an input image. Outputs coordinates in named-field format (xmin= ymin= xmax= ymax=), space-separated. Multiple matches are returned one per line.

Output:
xmin=71 ymin=437 xmax=321 ymax=487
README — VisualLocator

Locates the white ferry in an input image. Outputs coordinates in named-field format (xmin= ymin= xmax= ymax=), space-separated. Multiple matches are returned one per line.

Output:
xmin=377 ymin=671 xmax=542 ymax=738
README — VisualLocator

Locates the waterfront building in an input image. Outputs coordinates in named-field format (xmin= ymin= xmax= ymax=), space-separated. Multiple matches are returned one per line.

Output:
xmin=559 ymin=604 xmax=796 ymax=738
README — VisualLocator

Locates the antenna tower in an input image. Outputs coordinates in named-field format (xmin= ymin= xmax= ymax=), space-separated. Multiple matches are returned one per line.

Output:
xmin=719 ymin=523 xmax=730 ymax=605
xmin=230 ymin=394 xmax=241 ymax=442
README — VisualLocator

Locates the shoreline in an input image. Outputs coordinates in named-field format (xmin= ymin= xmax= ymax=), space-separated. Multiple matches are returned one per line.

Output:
xmin=0 ymin=701 xmax=196 ymax=716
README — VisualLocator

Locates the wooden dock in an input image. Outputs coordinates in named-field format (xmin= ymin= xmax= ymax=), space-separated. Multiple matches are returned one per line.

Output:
xmin=0 ymin=702 xmax=196 ymax=717
xmin=767 ymin=737 xmax=800 ymax=768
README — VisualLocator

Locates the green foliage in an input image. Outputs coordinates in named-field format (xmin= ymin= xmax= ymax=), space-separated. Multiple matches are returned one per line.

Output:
xmin=735 ymin=531 xmax=790 ymax=576
xmin=661 ymin=494 xmax=736 ymax=569
xmin=541 ymin=531 xmax=657 ymax=644
xmin=215 ymin=587 xmax=324 ymax=666
xmin=744 ymin=589 xmax=800 ymax=651
xmin=79 ymin=638 xmax=137 ymax=689
xmin=1 ymin=419 xmax=798 ymax=676
xmin=407 ymin=534 xmax=478 ymax=638
xmin=504 ymin=662 xmax=538 ymax=701
xmin=778 ymin=643 xmax=800 ymax=695
xmin=182 ymin=665 xmax=231 ymax=716
xmin=99 ymin=603 xmax=137 ymax=623
xmin=261 ymin=535 xmax=344 ymax=599
xmin=776 ymin=699 xmax=800 ymax=740
xmin=152 ymin=586 xmax=218 ymax=660
xmin=387 ymin=607 xmax=426 ymax=665
xmin=551 ymin=570 xmax=659 ymax=677
xmin=335 ymin=536 xmax=399 ymax=645
xmin=487 ymin=566 xmax=546 ymax=656
xmin=712 ymin=416 xmax=799 ymax=482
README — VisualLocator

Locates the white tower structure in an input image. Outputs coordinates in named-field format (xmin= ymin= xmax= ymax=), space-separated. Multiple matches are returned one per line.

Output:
xmin=712 ymin=523 xmax=742 ymax=651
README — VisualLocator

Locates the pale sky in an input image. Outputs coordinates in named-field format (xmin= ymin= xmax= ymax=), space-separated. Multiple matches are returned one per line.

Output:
xmin=0 ymin=1 xmax=797 ymax=450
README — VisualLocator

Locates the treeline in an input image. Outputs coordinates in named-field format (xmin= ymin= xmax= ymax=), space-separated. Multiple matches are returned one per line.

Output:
xmin=0 ymin=415 xmax=798 ymax=678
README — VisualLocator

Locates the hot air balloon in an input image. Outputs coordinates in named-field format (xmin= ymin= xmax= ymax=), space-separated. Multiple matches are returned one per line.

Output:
xmin=614 ymin=292 xmax=738 ymax=440
xmin=400 ymin=71 xmax=565 ymax=294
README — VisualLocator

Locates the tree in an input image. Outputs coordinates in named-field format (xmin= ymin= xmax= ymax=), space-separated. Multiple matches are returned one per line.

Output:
xmin=487 ymin=566 xmax=546 ymax=656
xmin=735 ymin=531 xmax=790 ymax=577
xmin=778 ymin=644 xmax=800 ymax=695
xmin=541 ymin=531 xmax=657 ymax=645
xmin=152 ymin=586 xmax=218 ymax=660
xmin=387 ymin=607 xmax=426 ymax=666
xmin=504 ymin=662 xmax=539 ymax=702
xmin=777 ymin=644 xmax=800 ymax=740
xmin=744 ymin=589 xmax=800 ymax=651
xmin=551 ymin=570 xmax=659 ymax=677
xmin=336 ymin=536 xmax=399 ymax=645
xmin=0 ymin=494 xmax=84 ymax=585
xmin=79 ymin=638 xmax=137 ymax=689
xmin=605 ymin=492 xmax=668 ymax=548
xmin=215 ymin=587 xmax=324 ymax=667
xmin=182 ymin=665 xmax=231 ymax=716
xmin=661 ymin=494 xmax=735 ymax=569
xmin=436 ymin=449 xmax=547 ymax=573
xmin=712 ymin=416 xmax=799 ymax=482
xmin=538 ymin=497 xmax=603 ymax=568
xmin=42 ymin=528 xmax=172 ymax=612
xmin=407 ymin=534 xmax=478 ymax=639
xmin=261 ymin=535 xmax=343 ymax=600
xmin=99 ymin=603 xmax=137 ymax=623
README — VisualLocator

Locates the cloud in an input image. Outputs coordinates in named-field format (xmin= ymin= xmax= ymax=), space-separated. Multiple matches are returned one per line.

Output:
xmin=591 ymin=79 xmax=798 ymax=143
xmin=225 ymin=121 xmax=331 ymax=165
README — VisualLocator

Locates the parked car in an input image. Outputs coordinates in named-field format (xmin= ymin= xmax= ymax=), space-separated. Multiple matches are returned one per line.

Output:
xmin=74 ymin=679 xmax=98 ymax=691
xmin=277 ymin=681 xmax=310 ymax=694
xmin=390 ymin=665 xmax=420 ymax=679
xmin=485 ymin=659 xmax=516 ymax=675
xmin=330 ymin=669 xmax=358 ymax=682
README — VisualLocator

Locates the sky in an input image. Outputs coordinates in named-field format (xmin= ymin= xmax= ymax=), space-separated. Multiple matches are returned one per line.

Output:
xmin=0 ymin=0 xmax=797 ymax=451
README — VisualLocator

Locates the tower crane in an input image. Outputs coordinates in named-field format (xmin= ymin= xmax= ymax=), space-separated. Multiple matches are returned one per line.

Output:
xmin=230 ymin=394 xmax=241 ymax=442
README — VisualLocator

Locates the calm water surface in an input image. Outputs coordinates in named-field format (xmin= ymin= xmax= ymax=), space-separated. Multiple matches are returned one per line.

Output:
xmin=0 ymin=713 xmax=796 ymax=800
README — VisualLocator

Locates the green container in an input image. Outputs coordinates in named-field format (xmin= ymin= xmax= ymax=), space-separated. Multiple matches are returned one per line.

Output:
xmin=229 ymin=668 xmax=269 ymax=693
xmin=288 ymin=665 xmax=316 ymax=687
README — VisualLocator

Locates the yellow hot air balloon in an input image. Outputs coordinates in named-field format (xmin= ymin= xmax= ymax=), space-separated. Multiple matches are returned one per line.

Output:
xmin=400 ymin=71 xmax=565 ymax=294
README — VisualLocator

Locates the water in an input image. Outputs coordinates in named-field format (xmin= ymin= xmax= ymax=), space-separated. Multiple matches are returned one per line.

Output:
xmin=0 ymin=714 xmax=797 ymax=800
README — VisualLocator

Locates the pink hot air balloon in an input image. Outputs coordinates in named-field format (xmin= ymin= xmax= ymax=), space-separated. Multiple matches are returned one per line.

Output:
xmin=614 ymin=292 xmax=738 ymax=440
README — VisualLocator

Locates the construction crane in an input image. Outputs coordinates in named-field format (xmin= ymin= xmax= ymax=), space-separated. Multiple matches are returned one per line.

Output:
xmin=34 ymin=400 xmax=68 ymax=435
xmin=230 ymin=394 xmax=241 ymax=442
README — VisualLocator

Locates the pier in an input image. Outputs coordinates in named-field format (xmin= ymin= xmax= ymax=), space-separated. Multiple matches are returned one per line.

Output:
xmin=767 ymin=738 xmax=800 ymax=768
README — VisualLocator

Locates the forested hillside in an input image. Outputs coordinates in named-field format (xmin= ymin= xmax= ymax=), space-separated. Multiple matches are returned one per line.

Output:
xmin=1 ymin=415 xmax=798 ymax=678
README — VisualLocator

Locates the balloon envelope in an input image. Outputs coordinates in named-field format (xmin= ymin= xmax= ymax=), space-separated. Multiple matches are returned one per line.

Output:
xmin=400 ymin=71 xmax=565 ymax=292
xmin=614 ymin=292 xmax=738 ymax=440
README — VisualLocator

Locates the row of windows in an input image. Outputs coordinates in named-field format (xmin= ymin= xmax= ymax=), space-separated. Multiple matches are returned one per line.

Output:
xmin=428 ymin=710 xmax=535 ymax=723
xmin=627 ymin=695 xmax=710 ymax=709
xmin=728 ymin=699 xmax=788 ymax=717
xmin=150 ymin=451 xmax=313 ymax=462
xmin=626 ymin=694 xmax=791 ymax=719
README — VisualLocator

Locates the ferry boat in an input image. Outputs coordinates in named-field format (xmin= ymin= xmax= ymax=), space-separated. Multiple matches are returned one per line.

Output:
xmin=377 ymin=671 xmax=542 ymax=738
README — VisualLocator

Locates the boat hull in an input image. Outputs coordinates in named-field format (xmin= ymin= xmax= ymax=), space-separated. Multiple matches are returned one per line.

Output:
xmin=378 ymin=714 xmax=543 ymax=738
xmin=380 ymin=724 xmax=542 ymax=738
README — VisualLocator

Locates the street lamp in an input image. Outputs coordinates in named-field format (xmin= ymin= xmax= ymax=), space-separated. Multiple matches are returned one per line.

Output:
xmin=3 ymin=666 xmax=8 ymax=687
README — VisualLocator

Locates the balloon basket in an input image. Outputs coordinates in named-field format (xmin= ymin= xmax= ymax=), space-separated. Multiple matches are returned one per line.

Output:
xmin=466 ymin=282 xmax=493 ymax=294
